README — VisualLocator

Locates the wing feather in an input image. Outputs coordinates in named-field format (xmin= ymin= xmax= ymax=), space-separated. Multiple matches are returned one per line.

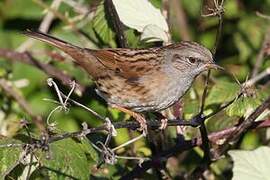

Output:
xmin=89 ymin=48 xmax=162 ymax=80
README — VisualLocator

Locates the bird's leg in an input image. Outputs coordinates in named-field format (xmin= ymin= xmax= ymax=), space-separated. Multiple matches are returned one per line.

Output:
xmin=159 ymin=119 xmax=168 ymax=130
xmin=110 ymin=105 xmax=148 ymax=135
xmin=154 ymin=112 xmax=168 ymax=130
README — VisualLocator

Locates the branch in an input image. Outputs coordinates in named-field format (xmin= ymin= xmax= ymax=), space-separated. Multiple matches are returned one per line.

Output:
xmin=214 ymin=95 xmax=270 ymax=158
xmin=104 ymin=0 xmax=128 ymax=48
xmin=121 ymin=116 xmax=270 ymax=179
xmin=0 ymin=48 xmax=86 ymax=94
xmin=190 ymin=1 xmax=225 ymax=176
xmin=256 ymin=11 xmax=270 ymax=21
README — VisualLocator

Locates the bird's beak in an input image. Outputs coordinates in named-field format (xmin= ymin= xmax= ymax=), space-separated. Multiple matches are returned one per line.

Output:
xmin=205 ymin=63 xmax=224 ymax=71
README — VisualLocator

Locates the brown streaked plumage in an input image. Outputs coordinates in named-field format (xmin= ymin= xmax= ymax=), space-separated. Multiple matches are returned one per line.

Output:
xmin=23 ymin=30 xmax=221 ymax=133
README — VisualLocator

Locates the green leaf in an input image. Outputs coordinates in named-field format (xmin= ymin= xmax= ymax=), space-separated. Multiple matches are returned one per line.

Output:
xmin=114 ymin=128 xmax=130 ymax=147
xmin=37 ymin=139 xmax=90 ymax=179
xmin=0 ymin=138 xmax=22 ymax=175
xmin=92 ymin=2 xmax=116 ymax=47
xmin=226 ymin=96 xmax=260 ymax=117
xmin=229 ymin=146 xmax=270 ymax=180
xmin=79 ymin=138 xmax=99 ymax=163
xmin=226 ymin=88 xmax=267 ymax=117
xmin=206 ymin=81 xmax=239 ymax=106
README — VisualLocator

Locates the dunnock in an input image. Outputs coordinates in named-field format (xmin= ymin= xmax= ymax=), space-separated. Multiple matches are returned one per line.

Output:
xmin=23 ymin=30 xmax=221 ymax=134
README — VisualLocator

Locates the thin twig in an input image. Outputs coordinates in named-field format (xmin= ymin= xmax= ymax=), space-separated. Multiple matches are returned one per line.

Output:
xmin=121 ymin=112 xmax=270 ymax=179
xmin=245 ymin=67 xmax=270 ymax=86
xmin=200 ymin=70 xmax=211 ymax=114
xmin=112 ymin=134 xmax=144 ymax=151
xmin=190 ymin=0 xmax=225 ymax=176
xmin=0 ymin=144 xmax=23 ymax=148
xmin=251 ymin=27 xmax=270 ymax=77
xmin=59 ymin=91 xmax=107 ymax=121
xmin=256 ymin=11 xmax=270 ymax=20
xmin=62 ymin=0 xmax=89 ymax=15
xmin=0 ymin=79 xmax=34 ymax=118
xmin=212 ymin=0 xmax=224 ymax=55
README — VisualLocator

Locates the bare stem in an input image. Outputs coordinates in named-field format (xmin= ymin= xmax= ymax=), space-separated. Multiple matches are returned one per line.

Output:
xmin=251 ymin=27 xmax=270 ymax=77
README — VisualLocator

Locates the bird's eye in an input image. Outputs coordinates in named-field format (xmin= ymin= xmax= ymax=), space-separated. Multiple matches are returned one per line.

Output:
xmin=188 ymin=57 xmax=197 ymax=64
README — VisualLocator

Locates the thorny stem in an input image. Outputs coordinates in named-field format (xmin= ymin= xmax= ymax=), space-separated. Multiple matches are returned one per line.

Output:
xmin=122 ymin=98 xmax=270 ymax=179
xmin=193 ymin=0 xmax=225 ymax=175
xmin=200 ymin=70 xmax=211 ymax=114
xmin=212 ymin=0 xmax=224 ymax=55
xmin=214 ymin=95 xmax=270 ymax=158
xmin=46 ymin=78 xmax=107 ymax=121
xmin=1 ymin=0 xmax=270 ymax=178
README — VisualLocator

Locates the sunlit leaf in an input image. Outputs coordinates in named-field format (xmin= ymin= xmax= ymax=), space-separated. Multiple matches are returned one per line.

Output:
xmin=229 ymin=146 xmax=270 ymax=180
xmin=112 ymin=0 xmax=169 ymax=42
xmin=141 ymin=24 xmax=169 ymax=42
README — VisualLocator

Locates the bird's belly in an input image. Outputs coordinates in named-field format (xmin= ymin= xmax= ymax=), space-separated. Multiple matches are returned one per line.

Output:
xmin=96 ymin=73 xmax=192 ymax=112
xmin=150 ymin=80 xmax=191 ymax=111
xmin=131 ymin=78 xmax=192 ymax=112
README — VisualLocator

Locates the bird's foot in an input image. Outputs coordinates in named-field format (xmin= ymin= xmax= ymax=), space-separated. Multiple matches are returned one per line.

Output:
xmin=159 ymin=118 xmax=168 ymax=130
xmin=134 ymin=113 xmax=148 ymax=136
xmin=110 ymin=104 xmax=147 ymax=136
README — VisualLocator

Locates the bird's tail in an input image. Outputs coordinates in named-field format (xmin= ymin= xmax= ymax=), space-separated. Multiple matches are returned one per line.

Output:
xmin=23 ymin=30 xmax=102 ymax=77
xmin=23 ymin=30 xmax=81 ymax=52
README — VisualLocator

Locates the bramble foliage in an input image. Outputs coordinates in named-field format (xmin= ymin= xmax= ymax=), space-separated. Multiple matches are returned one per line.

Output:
xmin=0 ymin=0 xmax=270 ymax=179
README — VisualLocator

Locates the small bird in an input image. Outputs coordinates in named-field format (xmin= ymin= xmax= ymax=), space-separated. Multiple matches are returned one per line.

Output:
xmin=23 ymin=30 xmax=222 ymax=134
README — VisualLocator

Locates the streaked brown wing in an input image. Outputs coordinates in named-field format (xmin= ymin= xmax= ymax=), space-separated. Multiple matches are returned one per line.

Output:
xmin=89 ymin=48 xmax=162 ymax=80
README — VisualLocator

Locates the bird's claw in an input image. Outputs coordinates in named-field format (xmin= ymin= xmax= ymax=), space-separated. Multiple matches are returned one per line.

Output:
xmin=159 ymin=118 xmax=168 ymax=130
xmin=138 ymin=121 xmax=148 ymax=136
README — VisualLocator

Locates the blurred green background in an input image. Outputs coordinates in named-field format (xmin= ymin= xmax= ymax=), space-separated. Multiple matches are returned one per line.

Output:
xmin=0 ymin=0 xmax=270 ymax=179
